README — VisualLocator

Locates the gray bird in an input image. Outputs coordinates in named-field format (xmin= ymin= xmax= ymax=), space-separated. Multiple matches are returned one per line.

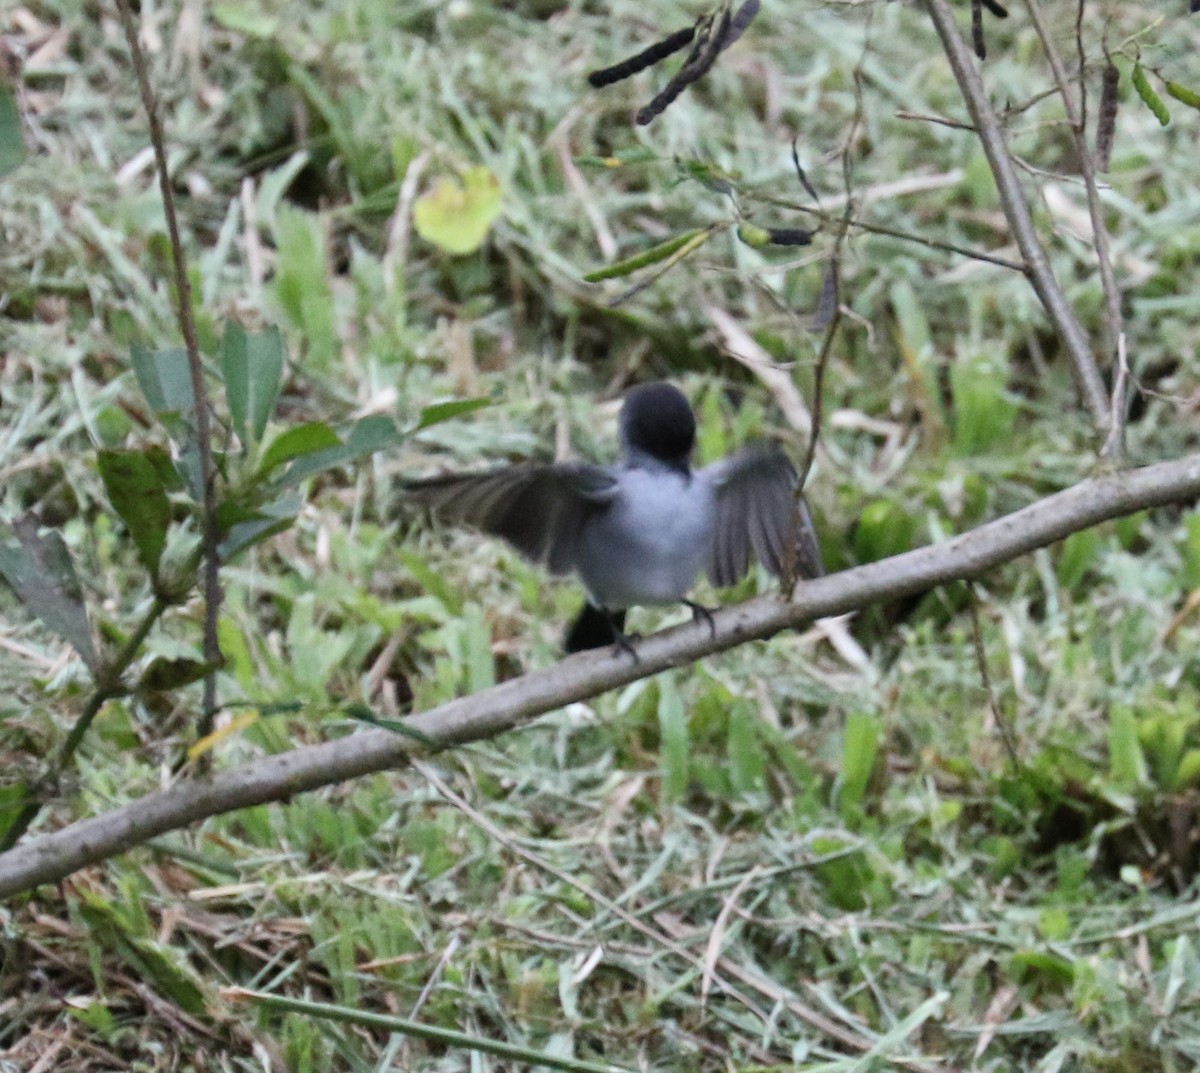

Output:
xmin=405 ymin=382 xmax=823 ymax=653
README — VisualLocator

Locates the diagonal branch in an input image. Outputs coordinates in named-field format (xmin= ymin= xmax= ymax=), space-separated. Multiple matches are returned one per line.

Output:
xmin=1019 ymin=0 xmax=1127 ymax=458
xmin=2 ymin=451 xmax=1199 ymax=900
xmin=922 ymin=0 xmax=1111 ymax=435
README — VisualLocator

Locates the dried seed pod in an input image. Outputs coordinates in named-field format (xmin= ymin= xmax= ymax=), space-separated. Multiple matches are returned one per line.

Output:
xmin=972 ymin=0 xmax=987 ymax=60
xmin=765 ymin=228 xmax=814 ymax=246
xmin=587 ymin=26 xmax=696 ymax=88
xmin=1095 ymin=60 xmax=1120 ymax=172
xmin=810 ymin=260 xmax=840 ymax=334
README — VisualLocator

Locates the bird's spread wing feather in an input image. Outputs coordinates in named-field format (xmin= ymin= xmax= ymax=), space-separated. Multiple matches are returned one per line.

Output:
xmin=703 ymin=447 xmax=823 ymax=587
xmin=404 ymin=463 xmax=619 ymax=575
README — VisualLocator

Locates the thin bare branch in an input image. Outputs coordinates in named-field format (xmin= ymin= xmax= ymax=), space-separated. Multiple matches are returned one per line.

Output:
xmin=1020 ymin=0 xmax=1125 ymax=453
xmin=967 ymin=585 xmax=1020 ymax=769
xmin=756 ymin=195 xmax=1026 ymax=272
xmin=114 ymin=0 xmax=223 ymax=739
xmin=2 ymin=451 xmax=1199 ymax=901
xmin=922 ymin=0 xmax=1111 ymax=435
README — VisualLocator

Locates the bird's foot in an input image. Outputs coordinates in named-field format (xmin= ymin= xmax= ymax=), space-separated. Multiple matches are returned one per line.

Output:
xmin=612 ymin=627 xmax=642 ymax=662
xmin=684 ymin=599 xmax=717 ymax=639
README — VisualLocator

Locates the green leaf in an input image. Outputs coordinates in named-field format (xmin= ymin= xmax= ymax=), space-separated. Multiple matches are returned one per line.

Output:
xmin=854 ymin=499 xmax=919 ymax=563
xmin=77 ymin=896 xmax=207 ymax=1016
xmin=0 ymin=781 xmax=31 ymax=849
xmin=1175 ymin=750 xmax=1200 ymax=790
xmin=343 ymin=704 xmax=443 ymax=750
xmin=218 ymin=495 xmax=303 ymax=560
xmin=950 ymin=354 xmax=1017 ymax=456
xmin=1038 ymin=906 xmax=1071 ymax=941
xmin=131 ymin=346 xmax=196 ymax=415
xmin=0 ymin=517 xmax=97 ymax=670
xmin=1109 ymin=705 xmax=1148 ymax=789
xmin=398 ymin=549 xmax=464 ymax=615
xmin=1009 ymin=949 xmax=1075 ymax=990
xmin=130 ymin=346 xmax=204 ymax=498
xmin=1057 ymin=529 xmax=1100 ymax=591
xmin=259 ymin=422 xmax=342 ymax=476
xmin=143 ymin=445 xmax=185 ymax=491
xmin=415 ymin=397 xmax=491 ymax=431
xmin=583 ymin=229 xmax=705 ymax=282
xmin=726 ymin=707 xmax=767 ymax=796
xmin=222 ymin=322 xmax=285 ymax=443
xmin=211 ymin=2 xmax=278 ymax=35
xmin=840 ymin=711 xmax=881 ymax=815
xmin=274 ymin=205 xmax=337 ymax=368
xmin=1139 ymin=713 xmax=1189 ymax=791
xmin=413 ymin=166 xmax=503 ymax=255
xmin=277 ymin=415 xmax=403 ymax=486
xmin=1182 ymin=510 xmax=1200 ymax=591
xmin=0 ymin=82 xmax=25 ymax=177
xmin=97 ymin=449 xmax=172 ymax=577
xmin=67 ymin=1000 xmax=116 ymax=1036
xmin=256 ymin=151 xmax=310 ymax=228
xmin=138 ymin=657 xmax=216 ymax=693
xmin=657 ymin=676 xmax=689 ymax=803
xmin=890 ymin=278 xmax=944 ymax=430
xmin=463 ymin=603 xmax=495 ymax=694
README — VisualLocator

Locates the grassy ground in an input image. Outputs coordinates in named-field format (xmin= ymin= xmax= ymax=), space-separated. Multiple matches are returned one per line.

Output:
xmin=3 ymin=0 xmax=1200 ymax=1069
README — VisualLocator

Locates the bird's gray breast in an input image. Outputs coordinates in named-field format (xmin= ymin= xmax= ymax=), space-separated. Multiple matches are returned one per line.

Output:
xmin=576 ymin=466 xmax=714 ymax=609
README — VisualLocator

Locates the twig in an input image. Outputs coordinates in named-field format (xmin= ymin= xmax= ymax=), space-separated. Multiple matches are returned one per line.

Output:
xmin=114 ymin=0 xmax=223 ymax=741
xmin=1020 ymin=0 xmax=1125 ymax=453
xmin=894 ymin=108 xmax=976 ymax=132
xmin=922 ymin=0 xmax=1111 ymax=436
xmin=755 ymin=195 xmax=1025 ymax=272
xmin=3 ymin=451 xmax=1200 ymax=900
xmin=794 ymin=70 xmax=860 ymax=504
xmin=795 ymin=263 xmax=839 ymax=500
xmin=967 ymin=585 xmax=1020 ymax=769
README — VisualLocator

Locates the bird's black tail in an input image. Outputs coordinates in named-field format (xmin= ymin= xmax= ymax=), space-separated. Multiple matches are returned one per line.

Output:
xmin=564 ymin=603 xmax=627 ymax=653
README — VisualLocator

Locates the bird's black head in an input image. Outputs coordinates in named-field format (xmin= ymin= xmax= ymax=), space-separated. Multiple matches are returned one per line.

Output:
xmin=619 ymin=382 xmax=696 ymax=465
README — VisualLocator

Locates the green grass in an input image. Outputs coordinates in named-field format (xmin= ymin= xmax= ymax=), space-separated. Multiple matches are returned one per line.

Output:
xmin=3 ymin=0 xmax=1200 ymax=1069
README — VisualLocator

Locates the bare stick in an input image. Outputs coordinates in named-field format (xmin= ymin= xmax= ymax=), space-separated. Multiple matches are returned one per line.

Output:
xmin=923 ymin=0 xmax=1111 ymax=435
xmin=756 ymin=195 xmax=1026 ymax=272
xmin=114 ymin=0 xmax=223 ymax=739
xmin=3 ymin=450 xmax=1199 ymax=900
xmin=967 ymin=584 xmax=1020 ymax=769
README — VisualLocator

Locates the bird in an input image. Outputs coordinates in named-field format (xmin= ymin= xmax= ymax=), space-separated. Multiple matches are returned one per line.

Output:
xmin=403 ymin=382 xmax=823 ymax=654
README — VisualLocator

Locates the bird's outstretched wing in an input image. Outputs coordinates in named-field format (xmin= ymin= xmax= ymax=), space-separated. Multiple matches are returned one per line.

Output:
xmin=403 ymin=463 xmax=619 ymax=575
xmin=702 ymin=447 xmax=824 ymax=587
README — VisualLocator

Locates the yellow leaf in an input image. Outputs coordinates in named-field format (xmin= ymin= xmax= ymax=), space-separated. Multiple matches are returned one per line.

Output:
xmin=413 ymin=166 xmax=503 ymax=255
xmin=189 ymin=710 xmax=260 ymax=760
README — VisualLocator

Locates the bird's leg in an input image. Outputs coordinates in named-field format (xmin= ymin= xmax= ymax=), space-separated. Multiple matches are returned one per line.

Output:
xmin=684 ymin=599 xmax=716 ymax=639
xmin=607 ymin=610 xmax=641 ymax=662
